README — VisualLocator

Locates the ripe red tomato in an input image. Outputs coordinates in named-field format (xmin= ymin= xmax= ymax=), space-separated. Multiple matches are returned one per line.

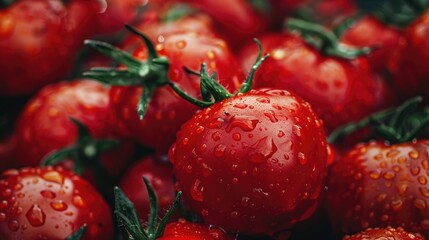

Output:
xmin=327 ymin=140 xmax=429 ymax=238
xmin=239 ymin=33 xmax=394 ymax=133
xmin=159 ymin=218 xmax=233 ymax=240
xmin=392 ymin=9 xmax=429 ymax=98
xmin=14 ymin=80 xmax=134 ymax=178
xmin=340 ymin=16 xmax=403 ymax=73
xmin=0 ymin=166 xmax=113 ymax=239
xmin=169 ymin=88 xmax=328 ymax=236
xmin=0 ymin=0 xmax=94 ymax=96
xmin=119 ymin=156 xmax=176 ymax=223
xmin=109 ymin=31 xmax=243 ymax=154
xmin=343 ymin=227 xmax=424 ymax=240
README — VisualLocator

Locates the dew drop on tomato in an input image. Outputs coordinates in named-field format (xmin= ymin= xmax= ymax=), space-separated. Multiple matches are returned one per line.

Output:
xmin=50 ymin=200 xmax=68 ymax=211
xmin=190 ymin=179 xmax=204 ymax=202
xmin=42 ymin=171 xmax=64 ymax=184
xmin=40 ymin=190 xmax=56 ymax=199
xmin=8 ymin=219 xmax=19 ymax=232
xmin=26 ymin=204 xmax=46 ymax=227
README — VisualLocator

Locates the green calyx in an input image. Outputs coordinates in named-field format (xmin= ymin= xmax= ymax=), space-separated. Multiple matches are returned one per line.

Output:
xmin=328 ymin=96 xmax=429 ymax=144
xmin=84 ymin=25 xmax=170 ymax=120
xmin=161 ymin=3 xmax=196 ymax=22
xmin=355 ymin=0 xmax=429 ymax=28
xmin=286 ymin=18 xmax=371 ymax=59
xmin=114 ymin=177 xmax=182 ymax=240
xmin=66 ymin=225 xmax=87 ymax=240
xmin=170 ymin=39 xmax=269 ymax=108
xmin=41 ymin=118 xmax=118 ymax=200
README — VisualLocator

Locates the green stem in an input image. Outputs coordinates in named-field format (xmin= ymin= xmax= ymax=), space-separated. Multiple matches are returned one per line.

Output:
xmin=333 ymin=12 xmax=366 ymax=37
xmin=287 ymin=18 xmax=371 ymax=59
xmin=66 ymin=225 xmax=87 ymax=240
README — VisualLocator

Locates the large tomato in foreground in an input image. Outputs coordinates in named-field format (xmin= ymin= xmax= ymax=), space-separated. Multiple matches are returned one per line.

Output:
xmin=169 ymin=88 xmax=328 ymax=236
xmin=0 ymin=166 xmax=113 ymax=239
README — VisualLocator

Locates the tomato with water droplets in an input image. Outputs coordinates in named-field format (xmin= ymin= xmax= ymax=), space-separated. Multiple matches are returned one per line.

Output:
xmin=169 ymin=89 xmax=328 ymax=236
xmin=158 ymin=218 xmax=233 ymax=240
xmin=342 ymin=226 xmax=424 ymax=240
xmin=328 ymin=140 xmax=429 ymax=238
xmin=0 ymin=166 xmax=113 ymax=239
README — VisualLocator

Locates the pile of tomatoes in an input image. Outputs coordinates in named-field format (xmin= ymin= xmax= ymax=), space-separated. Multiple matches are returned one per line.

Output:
xmin=1 ymin=0 xmax=429 ymax=239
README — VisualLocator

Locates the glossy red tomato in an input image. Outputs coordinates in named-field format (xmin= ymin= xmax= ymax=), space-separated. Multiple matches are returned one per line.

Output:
xmin=328 ymin=140 xmax=429 ymax=238
xmin=343 ymin=227 xmax=424 ymax=240
xmin=393 ymin=9 xmax=429 ymax=98
xmin=340 ymin=16 xmax=403 ymax=73
xmin=14 ymin=80 xmax=134 ymax=178
xmin=110 ymin=31 xmax=243 ymax=154
xmin=0 ymin=0 xmax=94 ymax=96
xmin=239 ymin=33 xmax=394 ymax=133
xmin=169 ymin=88 xmax=328 ymax=236
xmin=0 ymin=166 xmax=113 ymax=239
xmin=119 ymin=156 xmax=176 ymax=223
xmin=159 ymin=218 xmax=233 ymax=240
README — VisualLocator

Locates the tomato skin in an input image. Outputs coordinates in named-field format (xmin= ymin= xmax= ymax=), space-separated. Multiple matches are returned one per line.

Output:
xmin=0 ymin=0 xmax=95 ymax=96
xmin=340 ymin=16 xmax=403 ymax=73
xmin=393 ymin=9 xmax=429 ymax=98
xmin=342 ymin=227 xmax=425 ymax=240
xmin=239 ymin=33 xmax=394 ymax=133
xmin=169 ymin=89 xmax=327 ymax=236
xmin=14 ymin=80 xmax=133 ymax=178
xmin=158 ymin=218 xmax=233 ymax=240
xmin=112 ymin=32 xmax=243 ymax=153
xmin=119 ymin=156 xmax=176 ymax=223
xmin=0 ymin=166 xmax=113 ymax=240
xmin=327 ymin=140 xmax=429 ymax=237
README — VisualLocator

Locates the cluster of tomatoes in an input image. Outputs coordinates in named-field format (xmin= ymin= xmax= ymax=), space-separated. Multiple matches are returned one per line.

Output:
xmin=1 ymin=0 xmax=429 ymax=239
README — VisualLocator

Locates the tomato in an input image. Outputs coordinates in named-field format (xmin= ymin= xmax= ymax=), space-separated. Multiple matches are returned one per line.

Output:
xmin=327 ymin=140 xmax=429 ymax=237
xmin=0 ymin=166 xmax=113 ymax=239
xmin=343 ymin=227 xmax=424 ymax=240
xmin=0 ymin=0 xmax=95 ymax=96
xmin=393 ymin=9 xmax=429 ymax=98
xmin=239 ymin=33 xmax=394 ymax=133
xmin=340 ymin=15 xmax=403 ymax=73
xmin=159 ymin=218 xmax=233 ymax=240
xmin=169 ymin=88 xmax=328 ymax=236
xmin=119 ymin=156 xmax=176 ymax=223
xmin=103 ymin=31 xmax=243 ymax=154
xmin=14 ymin=80 xmax=134 ymax=179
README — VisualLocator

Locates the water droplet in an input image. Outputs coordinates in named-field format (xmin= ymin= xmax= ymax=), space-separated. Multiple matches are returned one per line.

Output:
xmin=392 ymin=165 xmax=401 ymax=172
xmin=233 ymin=104 xmax=247 ymax=109
xmin=386 ymin=149 xmax=400 ymax=158
xmin=2 ymin=189 xmax=11 ymax=198
xmin=0 ymin=200 xmax=8 ymax=209
xmin=65 ymin=211 xmax=74 ymax=216
xmin=16 ymin=192 xmax=25 ymax=198
xmin=298 ymin=152 xmax=307 ymax=165
xmin=14 ymin=184 xmax=22 ymax=191
xmin=42 ymin=171 xmax=64 ymax=184
xmin=284 ymin=154 xmax=290 ymax=160
xmin=391 ymin=199 xmax=403 ymax=211
xmin=420 ymin=187 xmax=429 ymax=197
xmin=8 ymin=219 xmax=19 ymax=232
xmin=50 ymin=200 xmax=68 ymax=211
xmin=186 ymin=165 xmax=193 ymax=174
xmin=72 ymin=196 xmax=86 ymax=208
xmin=381 ymin=214 xmax=389 ymax=221
xmin=208 ymin=118 xmax=224 ymax=129
xmin=423 ymin=160 xmax=429 ymax=170
xmin=176 ymin=40 xmax=186 ymax=49
xmin=202 ymin=163 xmax=213 ymax=177
xmin=230 ymin=211 xmax=239 ymax=218
xmin=248 ymin=137 xmax=278 ymax=164
xmin=376 ymin=194 xmax=387 ymax=202
xmin=226 ymin=115 xmax=259 ymax=132
xmin=411 ymin=166 xmax=420 ymax=175
xmin=292 ymin=125 xmax=302 ymax=138
xmin=418 ymin=176 xmax=427 ymax=185
xmin=190 ymin=179 xmax=204 ymax=202
xmin=26 ymin=205 xmax=46 ymax=227
xmin=277 ymin=131 xmax=285 ymax=138
xmin=232 ymin=178 xmax=238 ymax=184
xmin=206 ymin=50 xmax=215 ymax=59
xmin=196 ymin=126 xmax=205 ymax=134
xmin=40 ymin=190 xmax=56 ymax=199
xmin=256 ymin=97 xmax=270 ymax=103
xmin=211 ymin=132 xmax=221 ymax=141
xmin=414 ymin=198 xmax=427 ymax=210
xmin=241 ymin=197 xmax=250 ymax=207
xmin=182 ymin=138 xmax=189 ymax=146
xmin=409 ymin=150 xmax=419 ymax=159
xmin=383 ymin=171 xmax=395 ymax=180
xmin=361 ymin=221 xmax=369 ymax=228
xmin=264 ymin=110 xmax=278 ymax=123
xmin=214 ymin=144 xmax=226 ymax=158
xmin=232 ymin=133 xmax=241 ymax=141
xmin=271 ymin=104 xmax=282 ymax=110
xmin=0 ymin=213 xmax=5 ymax=222
xmin=201 ymin=209 xmax=209 ymax=216
xmin=396 ymin=184 xmax=408 ymax=195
